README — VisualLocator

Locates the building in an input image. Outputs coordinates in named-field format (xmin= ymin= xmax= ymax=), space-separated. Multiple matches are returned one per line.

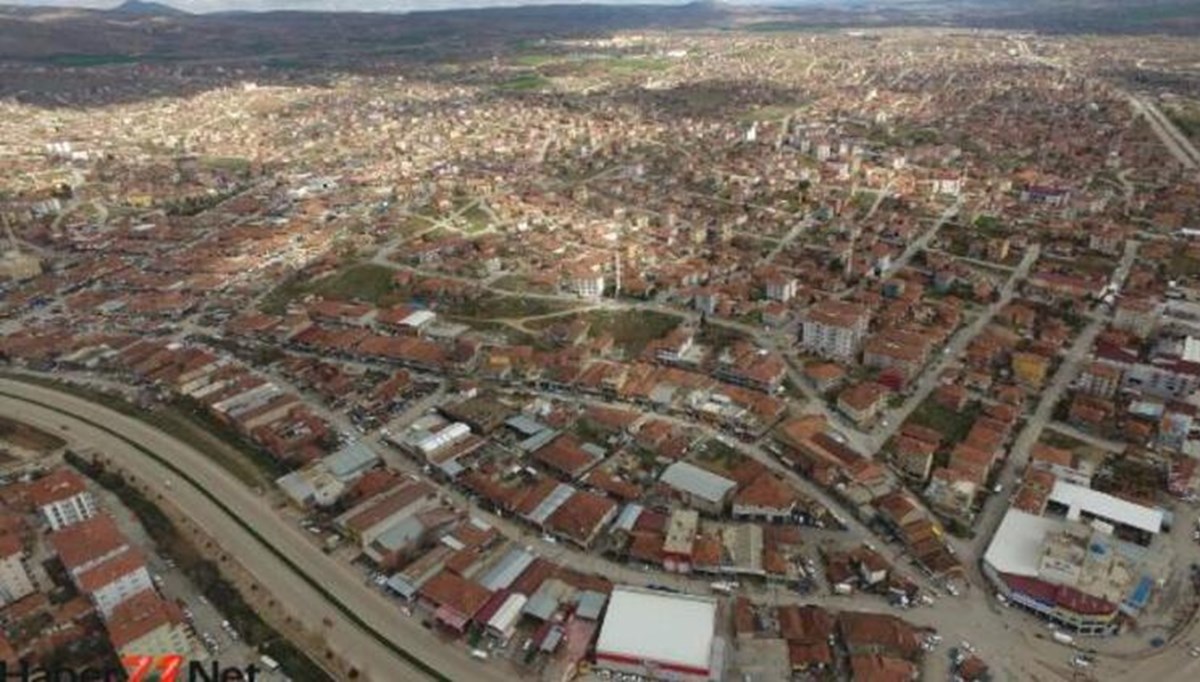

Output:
xmin=1012 ymin=352 xmax=1050 ymax=389
xmin=0 ymin=536 xmax=35 ymax=606
xmin=1044 ymin=480 xmax=1163 ymax=545
xmin=107 ymin=590 xmax=195 ymax=659
xmin=1029 ymin=444 xmax=1096 ymax=488
xmin=731 ymin=474 xmax=798 ymax=524
xmin=662 ymin=509 xmax=700 ymax=573
xmin=982 ymin=509 xmax=1158 ymax=634
xmin=1113 ymin=298 xmax=1161 ymax=338
xmin=837 ymin=382 xmax=887 ymax=426
xmin=48 ymin=515 xmax=155 ymax=618
xmin=570 ymin=272 xmax=606 ymax=300
xmin=800 ymin=301 xmax=870 ymax=361
xmin=28 ymin=469 xmax=97 ymax=531
xmin=1077 ymin=362 xmax=1121 ymax=399
xmin=594 ymin=586 xmax=723 ymax=682
xmin=659 ymin=462 xmax=737 ymax=515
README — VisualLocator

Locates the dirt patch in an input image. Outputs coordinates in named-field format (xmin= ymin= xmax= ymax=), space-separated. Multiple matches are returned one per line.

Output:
xmin=0 ymin=415 xmax=66 ymax=455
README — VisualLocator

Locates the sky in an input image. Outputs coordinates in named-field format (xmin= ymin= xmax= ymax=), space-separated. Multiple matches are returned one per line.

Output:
xmin=6 ymin=0 xmax=786 ymax=13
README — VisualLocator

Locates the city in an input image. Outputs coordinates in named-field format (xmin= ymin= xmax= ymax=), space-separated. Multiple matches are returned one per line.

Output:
xmin=1 ymin=1 xmax=1200 ymax=681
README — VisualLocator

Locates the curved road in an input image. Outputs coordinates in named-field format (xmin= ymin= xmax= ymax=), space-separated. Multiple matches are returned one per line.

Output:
xmin=0 ymin=379 xmax=515 ymax=682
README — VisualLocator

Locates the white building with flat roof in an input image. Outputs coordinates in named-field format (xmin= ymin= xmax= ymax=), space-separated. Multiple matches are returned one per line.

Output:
xmin=595 ymin=586 xmax=723 ymax=681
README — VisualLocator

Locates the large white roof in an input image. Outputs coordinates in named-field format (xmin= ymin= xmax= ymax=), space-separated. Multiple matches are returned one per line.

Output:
xmin=595 ymin=586 xmax=716 ymax=671
xmin=982 ymin=508 xmax=1063 ymax=577
xmin=1049 ymin=480 xmax=1164 ymax=534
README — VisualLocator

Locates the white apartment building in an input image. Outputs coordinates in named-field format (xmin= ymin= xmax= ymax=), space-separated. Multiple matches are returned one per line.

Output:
xmin=29 ymin=469 xmax=97 ymax=531
xmin=0 ymin=537 xmax=35 ymax=606
xmin=800 ymin=301 xmax=871 ymax=361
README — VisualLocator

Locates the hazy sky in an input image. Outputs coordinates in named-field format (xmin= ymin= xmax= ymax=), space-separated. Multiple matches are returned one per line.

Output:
xmin=7 ymin=0 xmax=754 ymax=13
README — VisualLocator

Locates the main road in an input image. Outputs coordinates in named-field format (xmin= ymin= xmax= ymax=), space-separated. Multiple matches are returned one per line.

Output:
xmin=0 ymin=379 xmax=515 ymax=682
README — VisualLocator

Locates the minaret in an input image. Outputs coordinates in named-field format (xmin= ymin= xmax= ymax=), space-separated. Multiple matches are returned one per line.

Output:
xmin=613 ymin=250 xmax=621 ymax=299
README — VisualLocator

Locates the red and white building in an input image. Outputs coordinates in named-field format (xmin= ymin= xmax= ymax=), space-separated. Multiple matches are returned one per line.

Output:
xmin=28 ymin=469 xmax=97 ymax=531
xmin=594 ymin=586 xmax=723 ymax=681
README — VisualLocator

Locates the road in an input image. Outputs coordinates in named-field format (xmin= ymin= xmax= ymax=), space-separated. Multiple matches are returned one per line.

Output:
xmin=0 ymin=379 xmax=515 ymax=682
xmin=864 ymin=244 xmax=1042 ymax=454
xmin=973 ymin=240 xmax=1140 ymax=558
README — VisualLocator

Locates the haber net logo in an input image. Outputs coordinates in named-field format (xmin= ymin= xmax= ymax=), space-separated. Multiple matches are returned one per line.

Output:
xmin=123 ymin=655 xmax=263 ymax=681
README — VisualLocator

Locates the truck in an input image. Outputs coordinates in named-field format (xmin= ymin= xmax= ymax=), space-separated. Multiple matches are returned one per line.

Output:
xmin=1053 ymin=631 xmax=1075 ymax=646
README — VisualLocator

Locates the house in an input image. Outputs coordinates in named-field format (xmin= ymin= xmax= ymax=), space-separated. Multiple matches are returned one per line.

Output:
xmin=533 ymin=434 xmax=605 ymax=481
xmin=893 ymin=436 xmax=937 ymax=483
xmin=849 ymin=654 xmax=919 ymax=682
xmin=417 ymin=570 xmax=492 ymax=634
xmin=924 ymin=468 xmax=979 ymax=521
xmin=544 ymin=491 xmax=617 ymax=549
xmin=732 ymin=474 xmax=798 ymax=523
xmin=1012 ymin=352 xmax=1050 ymax=389
xmin=838 ymin=383 xmax=887 ymax=426
xmin=777 ymin=604 xmax=836 ymax=672
xmin=800 ymin=301 xmax=871 ymax=361
xmin=837 ymin=612 xmax=922 ymax=660
xmin=804 ymin=362 xmax=846 ymax=393
xmin=1029 ymin=443 xmax=1095 ymax=487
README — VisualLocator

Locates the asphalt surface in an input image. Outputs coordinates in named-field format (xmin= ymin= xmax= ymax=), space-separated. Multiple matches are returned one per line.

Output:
xmin=0 ymin=379 xmax=516 ymax=682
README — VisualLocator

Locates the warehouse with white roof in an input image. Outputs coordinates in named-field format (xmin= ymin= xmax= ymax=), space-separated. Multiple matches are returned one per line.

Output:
xmin=594 ymin=586 xmax=724 ymax=681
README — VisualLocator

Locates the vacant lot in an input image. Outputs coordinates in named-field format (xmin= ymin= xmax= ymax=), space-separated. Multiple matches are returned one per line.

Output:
xmin=527 ymin=309 xmax=681 ymax=356
xmin=261 ymin=263 xmax=399 ymax=313
xmin=0 ymin=415 xmax=66 ymax=454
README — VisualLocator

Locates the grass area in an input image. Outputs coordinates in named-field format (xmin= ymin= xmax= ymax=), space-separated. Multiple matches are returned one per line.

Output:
xmin=908 ymin=397 xmax=981 ymax=445
xmin=1039 ymin=429 xmax=1087 ymax=451
xmin=739 ymin=103 xmax=802 ymax=122
xmin=600 ymin=56 xmax=672 ymax=74
xmin=3 ymin=374 xmax=278 ymax=486
xmin=0 ymin=415 xmax=66 ymax=453
xmin=441 ymin=294 xmax=578 ymax=321
xmin=514 ymin=53 xmax=560 ymax=67
xmin=694 ymin=438 xmax=743 ymax=474
xmin=261 ymin=262 xmax=399 ymax=313
xmin=457 ymin=202 xmax=492 ymax=233
xmin=1166 ymin=250 xmax=1200 ymax=279
xmin=200 ymin=156 xmax=253 ymax=175
xmin=744 ymin=21 xmax=839 ymax=33
xmin=491 ymin=274 xmax=556 ymax=295
xmin=65 ymin=452 xmax=333 ymax=682
xmin=527 ymin=309 xmax=681 ymax=356
xmin=498 ymin=73 xmax=552 ymax=91
xmin=36 ymin=53 xmax=141 ymax=67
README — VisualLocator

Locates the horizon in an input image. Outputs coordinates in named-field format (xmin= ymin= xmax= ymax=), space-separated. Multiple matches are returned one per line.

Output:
xmin=4 ymin=0 xmax=835 ymax=15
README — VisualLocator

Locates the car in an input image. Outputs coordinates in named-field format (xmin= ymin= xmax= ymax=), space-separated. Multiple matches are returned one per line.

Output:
xmin=1190 ymin=646 xmax=1200 ymax=658
xmin=1071 ymin=655 xmax=1091 ymax=668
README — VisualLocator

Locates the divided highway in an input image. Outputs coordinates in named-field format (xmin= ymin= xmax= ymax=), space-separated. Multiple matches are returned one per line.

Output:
xmin=0 ymin=379 xmax=516 ymax=682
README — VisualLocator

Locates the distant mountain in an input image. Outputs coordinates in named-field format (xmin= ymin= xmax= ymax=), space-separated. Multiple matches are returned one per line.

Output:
xmin=109 ymin=0 xmax=188 ymax=16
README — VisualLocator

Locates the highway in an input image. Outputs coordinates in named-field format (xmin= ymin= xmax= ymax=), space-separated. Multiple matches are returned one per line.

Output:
xmin=0 ymin=379 xmax=516 ymax=682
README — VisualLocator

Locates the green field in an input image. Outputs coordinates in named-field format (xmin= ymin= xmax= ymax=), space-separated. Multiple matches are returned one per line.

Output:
xmin=498 ymin=73 xmax=552 ymax=91
xmin=908 ymin=397 xmax=981 ymax=446
xmin=260 ymin=263 xmax=398 ymax=313
xmin=527 ymin=309 xmax=682 ymax=355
